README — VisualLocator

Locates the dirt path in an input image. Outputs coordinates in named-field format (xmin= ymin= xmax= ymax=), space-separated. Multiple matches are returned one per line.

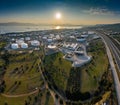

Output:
xmin=1 ymin=89 xmax=39 ymax=98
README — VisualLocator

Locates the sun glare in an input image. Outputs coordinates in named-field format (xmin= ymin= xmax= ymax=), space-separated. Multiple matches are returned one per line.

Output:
xmin=55 ymin=26 xmax=61 ymax=29
xmin=55 ymin=12 xmax=61 ymax=19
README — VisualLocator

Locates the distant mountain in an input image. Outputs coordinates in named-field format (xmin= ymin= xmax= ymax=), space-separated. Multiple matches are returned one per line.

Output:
xmin=0 ymin=22 xmax=83 ymax=26
xmin=95 ymin=23 xmax=120 ymax=26
xmin=0 ymin=22 xmax=37 ymax=26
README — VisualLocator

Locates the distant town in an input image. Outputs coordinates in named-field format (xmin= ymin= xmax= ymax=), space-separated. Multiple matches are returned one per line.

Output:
xmin=4 ymin=29 xmax=99 ymax=67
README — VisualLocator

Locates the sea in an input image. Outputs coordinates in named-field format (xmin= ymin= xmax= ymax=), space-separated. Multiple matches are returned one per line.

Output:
xmin=0 ymin=25 xmax=82 ymax=34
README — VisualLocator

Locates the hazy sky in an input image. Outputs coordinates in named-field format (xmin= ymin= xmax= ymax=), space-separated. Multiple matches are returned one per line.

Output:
xmin=0 ymin=0 xmax=120 ymax=25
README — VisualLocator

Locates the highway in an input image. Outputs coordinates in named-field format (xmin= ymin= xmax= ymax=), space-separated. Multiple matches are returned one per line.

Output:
xmin=96 ymin=31 xmax=120 ymax=105
xmin=109 ymin=36 xmax=120 ymax=51
xmin=96 ymin=31 xmax=120 ymax=71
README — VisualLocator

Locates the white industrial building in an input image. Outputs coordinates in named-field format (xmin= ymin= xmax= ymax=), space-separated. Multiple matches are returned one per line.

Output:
xmin=53 ymin=38 xmax=57 ymax=41
xmin=75 ymin=51 xmax=84 ymax=55
xmin=62 ymin=43 xmax=78 ymax=51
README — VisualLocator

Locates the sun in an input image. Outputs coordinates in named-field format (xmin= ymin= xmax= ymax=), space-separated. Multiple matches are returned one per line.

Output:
xmin=55 ymin=12 xmax=61 ymax=19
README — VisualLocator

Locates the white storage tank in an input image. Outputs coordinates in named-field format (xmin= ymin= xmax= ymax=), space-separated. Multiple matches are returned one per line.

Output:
xmin=53 ymin=38 xmax=57 ymax=41
xmin=25 ymin=37 xmax=30 ymax=41
xmin=76 ymin=37 xmax=86 ymax=42
xmin=76 ymin=38 xmax=86 ymax=42
xmin=88 ymin=31 xmax=94 ymax=35
xmin=70 ymin=36 xmax=75 ymax=39
xmin=50 ymin=34 xmax=54 ymax=37
xmin=11 ymin=43 xmax=19 ymax=49
xmin=56 ymin=35 xmax=60 ymax=39
xmin=81 ymin=35 xmax=88 ymax=38
xmin=48 ymin=44 xmax=56 ymax=49
xmin=16 ymin=40 xmax=24 ymax=45
xmin=21 ymin=43 xmax=28 ymax=48
xmin=47 ymin=39 xmax=52 ymax=42
xmin=20 ymin=38 xmax=24 ymax=40
xmin=42 ymin=37 xmax=47 ymax=40
xmin=31 ymin=40 xmax=40 ymax=46
xmin=11 ymin=38 xmax=15 ymax=41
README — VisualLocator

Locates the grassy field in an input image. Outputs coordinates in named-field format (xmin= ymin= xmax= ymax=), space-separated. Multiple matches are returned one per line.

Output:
xmin=0 ymin=50 xmax=54 ymax=105
xmin=44 ymin=52 xmax=72 ymax=91
xmin=41 ymin=90 xmax=54 ymax=105
xmin=0 ymin=40 xmax=54 ymax=105
xmin=0 ymin=95 xmax=35 ymax=105
xmin=0 ymin=59 xmax=5 ymax=67
xmin=0 ymin=38 xmax=109 ymax=103
xmin=0 ymin=41 xmax=6 ymax=64
xmin=80 ymin=39 xmax=109 ymax=92
xmin=0 ymin=89 xmax=54 ymax=105
xmin=3 ymin=51 xmax=43 ymax=94
xmin=44 ymin=39 xmax=109 ymax=101
xmin=0 ymin=41 xmax=6 ymax=49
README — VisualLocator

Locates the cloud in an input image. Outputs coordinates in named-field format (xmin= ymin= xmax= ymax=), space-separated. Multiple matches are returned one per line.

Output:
xmin=83 ymin=7 xmax=119 ymax=16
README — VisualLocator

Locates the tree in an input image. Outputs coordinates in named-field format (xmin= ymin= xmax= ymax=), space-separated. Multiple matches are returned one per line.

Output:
xmin=59 ymin=99 xmax=63 ymax=104
xmin=24 ymin=100 xmax=28 ymax=105
xmin=18 ymin=81 xmax=21 ymax=85
xmin=55 ymin=94 xmax=59 ymax=99
xmin=28 ymin=96 xmax=32 ymax=101
xmin=34 ymin=96 xmax=38 ymax=102
xmin=1 ymin=50 xmax=10 ymax=65
xmin=14 ymin=81 xmax=17 ymax=85
xmin=4 ymin=102 xmax=8 ymax=105
xmin=85 ymin=69 xmax=88 ymax=73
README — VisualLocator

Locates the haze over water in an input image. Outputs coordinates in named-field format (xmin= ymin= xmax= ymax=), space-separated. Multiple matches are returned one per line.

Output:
xmin=0 ymin=25 xmax=82 ymax=34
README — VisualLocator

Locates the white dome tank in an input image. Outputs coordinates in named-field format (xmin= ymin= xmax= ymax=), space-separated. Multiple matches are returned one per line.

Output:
xmin=16 ymin=40 xmax=24 ymax=45
xmin=47 ymin=39 xmax=52 ymax=42
xmin=21 ymin=43 xmax=28 ymax=48
xmin=25 ymin=37 xmax=30 ymax=41
xmin=11 ymin=43 xmax=19 ymax=49
xmin=31 ymin=40 xmax=40 ymax=46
